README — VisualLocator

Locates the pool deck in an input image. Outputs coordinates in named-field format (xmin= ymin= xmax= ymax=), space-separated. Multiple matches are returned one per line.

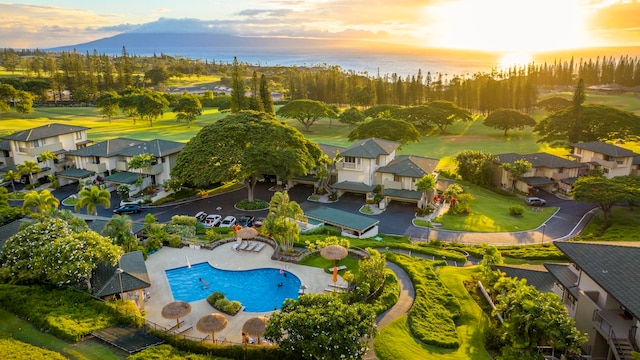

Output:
xmin=142 ymin=242 xmax=334 ymax=344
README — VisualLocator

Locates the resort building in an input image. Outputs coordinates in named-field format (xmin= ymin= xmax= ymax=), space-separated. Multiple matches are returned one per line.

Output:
xmin=62 ymin=137 xmax=185 ymax=193
xmin=570 ymin=141 xmax=638 ymax=178
xmin=331 ymin=138 xmax=439 ymax=207
xmin=1 ymin=123 xmax=91 ymax=184
xmin=493 ymin=152 xmax=587 ymax=195
xmin=545 ymin=242 xmax=640 ymax=360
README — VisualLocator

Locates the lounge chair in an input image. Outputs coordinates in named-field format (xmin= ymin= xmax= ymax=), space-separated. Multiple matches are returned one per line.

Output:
xmin=164 ymin=320 xmax=184 ymax=331
xmin=237 ymin=241 xmax=250 ymax=251
xmin=329 ymin=282 xmax=349 ymax=289
xmin=252 ymin=243 xmax=266 ymax=252
xmin=200 ymin=334 xmax=211 ymax=342
xmin=244 ymin=242 xmax=258 ymax=251
xmin=168 ymin=323 xmax=193 ymax=335
xmin=327 ymin=265 xmax=347 ymax=272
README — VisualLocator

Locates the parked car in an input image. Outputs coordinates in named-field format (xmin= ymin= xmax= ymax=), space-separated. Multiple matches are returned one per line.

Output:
xmin=239 ymin=215 xmax=255 ymax=227
xmin=203 ymin=214 xmax=222 ymax=227
xmin=253 ymin=217 xmax=266 ymax=228
xmin=113 ymin=204 xmax=142 ymax=215
xmin=194 ymin=211 xmax=208 ymax=222
xmin=219 ymin=215 xmax=237 ymax=227
xmin=525 ymin=197 xmax=546 ymax=206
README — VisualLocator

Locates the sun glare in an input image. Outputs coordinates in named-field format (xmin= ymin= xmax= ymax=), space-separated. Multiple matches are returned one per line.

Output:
xmin=498 ymin=52 xmax=533 ymax=69
xmin=424 ymin=0 xmax=589 ymax=52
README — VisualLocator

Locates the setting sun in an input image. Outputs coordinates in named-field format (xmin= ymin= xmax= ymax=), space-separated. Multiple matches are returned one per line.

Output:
xmin=498 ymin=52 xmax=533 ymax=69
xmin=424 ymin=0 xmax=590 ymax=53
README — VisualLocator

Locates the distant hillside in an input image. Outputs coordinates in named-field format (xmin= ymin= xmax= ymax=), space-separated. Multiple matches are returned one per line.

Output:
xmin=47 ymin=33 xmax=382 ymax=55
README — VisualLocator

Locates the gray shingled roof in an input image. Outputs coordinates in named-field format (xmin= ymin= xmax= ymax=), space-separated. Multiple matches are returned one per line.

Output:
xmin=3 ymin=123 xmax=88 ymax=141
xmin=318 ymin=143 xmax=345 ymax=159
xmin=494 ymin=265 xmax=556 ymax=293
xmin=377 ymin=155 xmax=439 ymax=178
xmin=495 ymin=152 xmax=584 ymax=169
xmin=340 ymin=138 xmax=400 ymax=159
xmin=0 ymin=139 xmax=10 ymax=151
xmin=56 ymin=168 xmax=95 ymax=179
xmin=544 ymin=263 xmax=580 ymax=299
xmin=554 ymin=242 xmax=640 ymax=318
xmin=68 ymin=138 xmax=185 ymax=158
xmin=104 ymin=171 xmax=139 ymax=184
xmin=522 ymin=176 xmax=555 ymax=186
xmin=301 ymin=203 xmax=379 ymax=233
xmin=92 ymin=251 xmax=151 ymax=297
xmin=572 ymin=141 xmax=638 ymax=158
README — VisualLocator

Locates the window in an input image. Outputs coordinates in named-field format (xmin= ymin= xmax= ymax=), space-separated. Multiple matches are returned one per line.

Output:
xmin=344 ymin=156 xmax=356 ymax=164
xmin=31 ymin=139 xmax=43 ymax=148
xmin=575 ymin=148 xmax=582 ymax=155
xmin=75 ymin=131 xmax=83 ymax=140
xmin=394 ymin=174 xmax=401 ymax=182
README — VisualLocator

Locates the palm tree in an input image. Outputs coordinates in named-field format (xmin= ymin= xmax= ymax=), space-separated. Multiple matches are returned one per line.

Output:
xmin=17 ymin=160 xmax=41 ymax=186
xmin=22 ymin=189 xmax=60 ymax=213
xmin=103 ymin=214 xmax=138 ymax=252
xmin=2 ymin=170 xmax=21 ymax=195
xmin=37 ymin=150 xmax=57 ymax=175
xmin=262 ymin=191 xmax=306 ymax=252
xmin=416 ymin=174 xmax=437 ymax=208
xmin=75 ymin=185 xmax=111 ymax=216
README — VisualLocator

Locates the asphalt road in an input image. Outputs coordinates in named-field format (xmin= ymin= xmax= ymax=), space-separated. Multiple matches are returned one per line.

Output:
xmin=51 ymin=183 xmax=596 ymax=245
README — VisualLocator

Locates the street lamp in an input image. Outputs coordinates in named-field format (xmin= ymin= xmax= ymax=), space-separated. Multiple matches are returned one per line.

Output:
xmin=541 ymin=224 xmax=547 ymax=244
xmin=116 ymin=268 xmax=124 ymax=300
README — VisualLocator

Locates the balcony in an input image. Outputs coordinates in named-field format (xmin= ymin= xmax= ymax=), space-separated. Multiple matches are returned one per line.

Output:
xmin=84 ymin=162 xmax=107 ymax=173
xmin=18 ymin=143 xmax=63 ymax=157
xmin=335 ymin=161 xmax=362 ymax=171
xmin=115 ymin=161 xmax=163 ymax=175
xmin=593 ymin=309 xmax=638 ymax=360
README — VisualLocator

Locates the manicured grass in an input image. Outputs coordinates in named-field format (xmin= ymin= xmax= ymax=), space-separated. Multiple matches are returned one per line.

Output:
xmin=0 ymin=308 xmax=122 ymax=360
xmin=435 ymin=183 xmax=556 ymax=232
xmin=299 ymin=254 xmax=360 ymax=275
xmin=374 ymin=266 xmax=491 ymax=360
xmin=577 ymin=207 xmax=640 ymax=241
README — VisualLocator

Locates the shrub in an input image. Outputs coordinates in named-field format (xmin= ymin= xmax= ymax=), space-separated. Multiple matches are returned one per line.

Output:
xmin=167 ymin=234 xmax=182 ymax=248
xmin=207 ymin=292 xmax=242 ymax=315
xmin=172 ymin=215 xmax=197 ymax=226
xmin=509 ymin=205 xmax=524 ymax=216
xmin=0 ymin=338 xmax=67 ymax=360
xmin=236 ymin=199 xmax=269 ymax=210
xmin=303 ymin=225 xmax=341 ymax=236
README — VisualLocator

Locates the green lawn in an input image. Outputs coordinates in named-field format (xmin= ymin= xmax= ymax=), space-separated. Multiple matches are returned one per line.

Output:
xmin=374 ymin=266 xmax=491 ymax=360
xmin=576 ymin=207 xmax=640 ymax=241
xmin=0 ymin=308 xmax=123 ymax=360
xmin=435 ymin=183 xmax=556 ymax=232
xmin=299 ymin=254 xmax=360 ymax=275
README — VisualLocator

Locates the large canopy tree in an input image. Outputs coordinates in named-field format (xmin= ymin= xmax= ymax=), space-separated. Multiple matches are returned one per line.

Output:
xmin=483 ymin=108 xmax=536 ymax=136
xmin=276 ymin=99 xmax=337 ymax=131
xmin=264 ymin=293 xmax=377 ymax=360
xmin=427 ymin=100 xmax=473 ymax=133
xmin=95 ymin=91 xmax=121 ymax=123
xmin=571 ymin=176 xmax=629 ymax=221
xmin=173 ymin=93 xmax=202 ymax=128
xmin=171 ymin=111 xmax=322 ymax=202
xmin=348 ymin=117 xmax=421 ymax=145
xmin=454 ymin=150 xmax=495 ymax=186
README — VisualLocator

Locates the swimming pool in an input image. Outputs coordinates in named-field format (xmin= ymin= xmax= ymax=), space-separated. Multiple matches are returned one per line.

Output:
xmin=165 ymin=262 xmax=301 ymax=312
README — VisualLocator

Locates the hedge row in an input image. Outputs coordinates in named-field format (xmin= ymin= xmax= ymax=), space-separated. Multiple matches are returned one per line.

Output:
xmin=149 ymin=329 xmax=296 ymax=360
xmin=387 ymin=253 xmax=461 ymax=349
xmin=0 ymin=337 xmax=67 ymax=360
xmin=0 ymin=285 xmax=143 ymax=342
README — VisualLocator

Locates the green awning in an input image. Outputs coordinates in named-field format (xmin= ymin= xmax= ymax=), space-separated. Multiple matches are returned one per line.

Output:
xmin=56 ymin=168 xmax=95 ymax=179
xmin=331 ymin=181 xmax=375 ymax=193
xmin=383 ymin=188 xmax=422 ymax=201
xmin=301 ymin=203 xmax=379 ymax=233
xmin=104 ymin=172 xmax=139 ymax=185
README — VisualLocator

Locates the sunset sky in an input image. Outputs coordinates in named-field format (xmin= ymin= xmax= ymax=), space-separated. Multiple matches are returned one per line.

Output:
xmin=2 ymin=0 xmax=640 ymax=54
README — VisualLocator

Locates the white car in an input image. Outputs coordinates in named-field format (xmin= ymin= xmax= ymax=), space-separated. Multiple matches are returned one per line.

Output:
xmin=194 ymin=211 xmax=208 ymax=222
xmin=219 ymin=215 xmax=237 ymax=227
xmin=203 ymin=214 xmax=222 ymax=227
xmin=525 ymin=197 xmax=546 ymax=206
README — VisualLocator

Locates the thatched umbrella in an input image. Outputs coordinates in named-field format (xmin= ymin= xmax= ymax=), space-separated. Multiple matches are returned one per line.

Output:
xmin=237 ymin=226 xmax=259 ymax=239
xmin=320 ymin=244 xmax=348 ymax=267
xmin=196 ymin=313 xmax=228 ymax=343
xmin=161 ymin=301 xmax=192 ymax=328
xmin=243 ymin=316 xmax=269 ymax=344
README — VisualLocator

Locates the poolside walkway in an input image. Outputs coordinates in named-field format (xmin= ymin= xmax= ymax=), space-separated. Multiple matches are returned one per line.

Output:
xmin=143 ymin=244 xmax=333 ymax=344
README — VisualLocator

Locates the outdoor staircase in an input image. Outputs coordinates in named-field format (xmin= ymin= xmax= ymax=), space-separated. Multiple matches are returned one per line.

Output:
xmin=612 ymin=337 xmax=634 ymax=360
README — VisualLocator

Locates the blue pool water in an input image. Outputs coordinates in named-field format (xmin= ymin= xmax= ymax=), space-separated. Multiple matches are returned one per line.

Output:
xmin=165 ymin=262 xmax=300 ymax=312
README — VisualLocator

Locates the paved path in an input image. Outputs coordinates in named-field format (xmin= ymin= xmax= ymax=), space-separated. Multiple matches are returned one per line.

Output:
xmin=363 ymin=261 xmax=415 ymax=360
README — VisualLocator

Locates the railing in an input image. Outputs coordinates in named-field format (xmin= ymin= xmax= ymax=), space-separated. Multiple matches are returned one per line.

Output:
xmin=593 ymin=310 xmax=631 ymax=360
xmin=630 ymin=326 xmax=639 ymax=352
